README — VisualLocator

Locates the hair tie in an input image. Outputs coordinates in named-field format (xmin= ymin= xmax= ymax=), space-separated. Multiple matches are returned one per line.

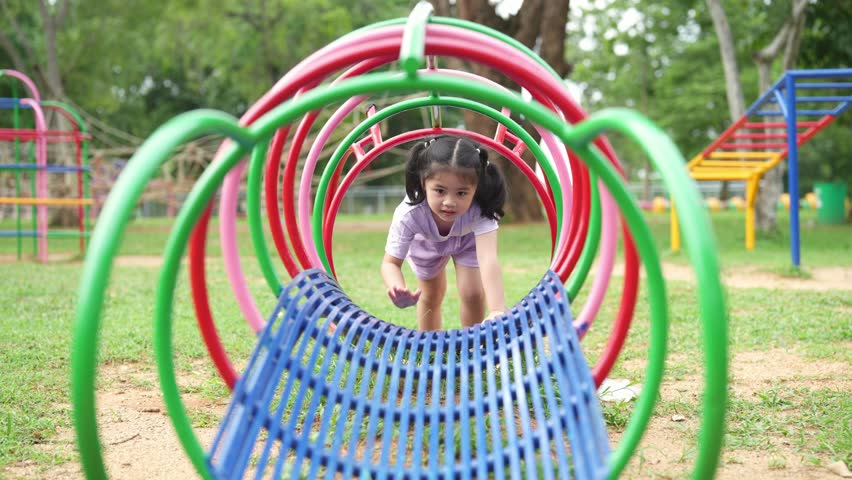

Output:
xmin=476 ymin=147 xmax=488 ymax=169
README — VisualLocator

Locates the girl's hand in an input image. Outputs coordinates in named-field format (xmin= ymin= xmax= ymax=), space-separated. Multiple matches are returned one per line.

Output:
xmin=485 ymin=310 xmax=504 ymax=321
xmin=387 ymin=285 xmax=421 ymax=309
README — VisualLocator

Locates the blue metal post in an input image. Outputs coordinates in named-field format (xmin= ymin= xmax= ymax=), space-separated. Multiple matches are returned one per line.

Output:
xmin=785 ymin=73 xmax=801 ymax=268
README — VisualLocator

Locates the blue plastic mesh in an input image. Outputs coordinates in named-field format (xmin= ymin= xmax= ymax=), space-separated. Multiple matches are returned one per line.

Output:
xmin=208 ymin=269 xmax=609 ymax=479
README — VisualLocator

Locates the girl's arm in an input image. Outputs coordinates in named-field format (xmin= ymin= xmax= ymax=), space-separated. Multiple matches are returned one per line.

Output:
xmin=381 ymin=254 xmax=421 ymax=308
xmin=474 ymin=230 xmax=506 ymax=318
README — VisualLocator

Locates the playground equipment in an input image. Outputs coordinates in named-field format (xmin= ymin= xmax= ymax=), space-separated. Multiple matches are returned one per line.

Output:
xmin=672 ymin=68 xmax=852 ymax=267
xmin=0 ymin=69 xmax=92 ymax=261
xmin=73 ymin=4 xmax=727 ymax=479
xmin=90 ymin=147 xmax=216 ymax=218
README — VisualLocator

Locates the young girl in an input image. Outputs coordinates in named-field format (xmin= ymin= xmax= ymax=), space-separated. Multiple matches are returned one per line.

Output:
xmin=381 ymin=135 xmax=508 ymax=331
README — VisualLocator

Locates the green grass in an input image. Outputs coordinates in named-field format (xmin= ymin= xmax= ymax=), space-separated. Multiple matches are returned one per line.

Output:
xmin=650 ymin=208 xmax=852 ymax=269
xmin=4 ymin=208 xmax=850 ymax=266
xmin=3 ymin=208 xmax=851 ymax=264
xmin=0 ymin=209 xmax=850 ymax=473
xmin=726 ymin=385 xmax=851 ymax=466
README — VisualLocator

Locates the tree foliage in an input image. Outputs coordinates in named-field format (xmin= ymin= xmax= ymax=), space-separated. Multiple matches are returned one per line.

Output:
xmin=1 ymin=0 xmax=850 ymax=205
xmin=1 ymin=0 xmax=412 ymax=137
xmin=570 ymin=0 xmax=851 ymax=199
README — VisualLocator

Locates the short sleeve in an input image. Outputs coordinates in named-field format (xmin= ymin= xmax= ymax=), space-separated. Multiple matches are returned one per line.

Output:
xmin=385 ymin=207 xmax=416 ymax=260
xmin=471 ymin=215 xmax=499 ymax=236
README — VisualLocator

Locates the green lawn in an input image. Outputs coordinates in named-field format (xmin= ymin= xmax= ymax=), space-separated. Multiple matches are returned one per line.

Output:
xmin=5 ymin=208 xmax=849 ymax=267
xmin=0 ymin=209 xmax=849 ymax=474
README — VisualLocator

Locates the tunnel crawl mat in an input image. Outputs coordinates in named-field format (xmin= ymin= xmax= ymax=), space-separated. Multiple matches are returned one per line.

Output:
xmin=208 ymin=269 xmax=609 ymax=480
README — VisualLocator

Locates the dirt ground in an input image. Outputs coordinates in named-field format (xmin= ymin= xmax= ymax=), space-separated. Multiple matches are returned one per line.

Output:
xmin=658 ymin=262 xmax=852 ymax=292
xmin=615 ymin=348 xmax=851 ymax=479
xmin=7 ymin=348 xmax=849 ymax=480
xmin=5 ymin=252 xmax=850 ymax=292
xmin=3 ymin=259 xmax=850 ymax=479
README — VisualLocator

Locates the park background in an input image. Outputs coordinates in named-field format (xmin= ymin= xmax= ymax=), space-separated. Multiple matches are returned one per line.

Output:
xmin=1 ymin=0 xmax=850 ymax=222
xmin=1 ymin=0 xmax=850 ymax=479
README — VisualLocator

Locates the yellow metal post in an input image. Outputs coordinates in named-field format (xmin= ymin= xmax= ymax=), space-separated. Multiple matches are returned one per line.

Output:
xmin=670 ymin=200 xmax=680 ymax=252
xmin=0 ymin=197 xmax=93 ymax=206
xmin=744 ymin=177 xmax=759 ymax=250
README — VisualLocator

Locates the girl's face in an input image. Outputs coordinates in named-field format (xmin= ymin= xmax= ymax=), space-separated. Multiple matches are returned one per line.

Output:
xmin=423 ymin=170 xmax=477 ymax=228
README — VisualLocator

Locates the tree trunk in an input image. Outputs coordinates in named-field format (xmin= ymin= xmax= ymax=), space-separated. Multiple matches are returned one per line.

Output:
xmin=0 ymin=34 xmax=28 ymax=72
xmin=753 ymin=0 xmax=809 ymax=231
xmin=38 ymin=0 xmax=68 ymax=99
xmin=36 ymin=0 xmax=78 ymax=226
xmin=705 ymin=0 xmax=747 ymax=204
xmin=430 ymin=0 xmax=571 ymax=222
xmin=753 ymin=61 xmax=780 ymax=230
xmin=705 ymin=0 xmax=747 ymax=121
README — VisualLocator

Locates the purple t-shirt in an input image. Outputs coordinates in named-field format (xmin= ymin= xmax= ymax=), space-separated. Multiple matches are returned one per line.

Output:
xmin=385 ymin=199 xmax=498 ymax=260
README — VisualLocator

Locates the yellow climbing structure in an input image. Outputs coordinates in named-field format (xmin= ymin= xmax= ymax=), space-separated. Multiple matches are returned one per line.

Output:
xmin=672 ymin=145 xmax=787 ymax=252
xmin=672 ymin=69 xmax=852 ymax=254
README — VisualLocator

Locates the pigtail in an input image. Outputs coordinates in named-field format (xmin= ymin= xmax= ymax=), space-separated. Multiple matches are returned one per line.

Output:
xmin=405 ymin=141 xmax=428 ymax=205
xmin=474 ymin=149 xmax=507 ymax=220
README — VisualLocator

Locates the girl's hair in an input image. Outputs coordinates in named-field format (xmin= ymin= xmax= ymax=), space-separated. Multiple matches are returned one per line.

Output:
xmin=405 ymin=135 xmax=506 ymax=220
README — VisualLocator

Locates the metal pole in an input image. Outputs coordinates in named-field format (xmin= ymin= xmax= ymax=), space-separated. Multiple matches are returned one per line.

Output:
xmin=785 ymin=73 xmax=800 ymax=268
